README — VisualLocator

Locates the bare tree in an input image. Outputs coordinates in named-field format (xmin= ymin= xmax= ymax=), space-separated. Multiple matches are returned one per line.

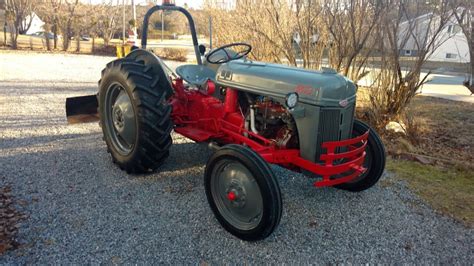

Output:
xmin=366 ymin=0 xmax=453 ymax=127
xmin=71 ymin=3 xmax=89 ymax=52
xmin=57 ymin=0 xmax=79 ymax=51
xmin=5 ymin=0 xmax=34 ymax=49
xmin=449 ymin=0 xmax=473 ymax=94
xmin=293 ymin=0 xmax=325 ymax=69
xmin=206 ymin=0 xmax=381 ymax=75
xmin=323 ymin=0 xmax=384 ymax=82
xmin=50 ymin=0 xmax=61 ymax=49
xmin=36 ymin=0 xmax=62 ymax=51
xmin=96 ymin=0 xmax=121 ymax=46
xmin=85 ymin=7 xmax=101 ymax=53
xmin=206 ymin=0 xmax=319 ymax=65
xmin=241 ymin=0 xmax=299 ymax=65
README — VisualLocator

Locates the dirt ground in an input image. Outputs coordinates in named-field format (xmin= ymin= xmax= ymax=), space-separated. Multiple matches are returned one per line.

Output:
xmin=405 ymin=96 xmax=474 ymax=165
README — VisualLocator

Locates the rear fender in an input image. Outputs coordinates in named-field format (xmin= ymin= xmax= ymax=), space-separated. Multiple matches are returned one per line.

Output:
xmin=125 ymin=49 xmax=174 ymax=98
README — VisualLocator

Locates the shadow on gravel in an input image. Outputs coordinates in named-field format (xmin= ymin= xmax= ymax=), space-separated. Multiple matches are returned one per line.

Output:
xmin=1 ymin=83 xmax=98 ymax=95
xmin=0 ymin=133 xmax=99 ymax=149
xmin=1 ymin=131 xmax=473 ymax=264
xmin=0 ymin=118 xmax=66 ymax=130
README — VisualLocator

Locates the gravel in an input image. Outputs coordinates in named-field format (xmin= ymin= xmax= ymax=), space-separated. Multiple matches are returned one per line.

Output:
xmin=0 ymin=51 xmax=473 ymax=264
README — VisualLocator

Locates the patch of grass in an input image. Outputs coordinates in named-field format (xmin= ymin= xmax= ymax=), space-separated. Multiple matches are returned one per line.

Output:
xmin=387 ymin=159 xmax=474 ymax=227
xmin=152 ymin=48 xmax=188 ymax=62
xmin=356 ymin=91 xmax=474 ymax=168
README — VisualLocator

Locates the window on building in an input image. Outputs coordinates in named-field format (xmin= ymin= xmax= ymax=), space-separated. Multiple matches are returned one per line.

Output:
xmin=404 ymin=50 xmax=412 ymax=56
xmin=446 ymin=53 xmax=457 ymax=59
xmin=447 ymin=25 xmax=453 ymax=33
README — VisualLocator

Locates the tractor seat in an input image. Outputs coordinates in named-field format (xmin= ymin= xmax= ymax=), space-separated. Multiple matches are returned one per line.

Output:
xmin=175 ymin=64 xmax=216 ymax=86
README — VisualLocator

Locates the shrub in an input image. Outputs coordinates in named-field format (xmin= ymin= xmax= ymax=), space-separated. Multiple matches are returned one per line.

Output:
xmin=92 ymin=44 xmax=116 ymax=56
xmin=152 ymin=48 xmax=188 ymax=62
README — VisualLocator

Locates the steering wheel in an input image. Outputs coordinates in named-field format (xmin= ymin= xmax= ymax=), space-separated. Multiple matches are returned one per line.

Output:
xmin=206 ymin=43 xmax=252 ymax=64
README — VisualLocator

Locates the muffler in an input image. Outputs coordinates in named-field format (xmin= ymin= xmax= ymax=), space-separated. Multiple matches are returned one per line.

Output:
xmin=65 ymin=94 xmax=99 ymax=124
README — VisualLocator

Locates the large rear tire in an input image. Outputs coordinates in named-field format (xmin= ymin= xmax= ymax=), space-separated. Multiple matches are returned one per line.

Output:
xmin=204 ymin=145 xmax=283 ymax=241
xmin=335 ymin=119 xmax=386 ymax=192
xmin=98 ymin=58 xmax=173 ymax=173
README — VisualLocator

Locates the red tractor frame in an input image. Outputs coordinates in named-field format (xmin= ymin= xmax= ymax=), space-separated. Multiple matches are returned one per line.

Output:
xmin=170 ymin=78 xmax=369 ymax=188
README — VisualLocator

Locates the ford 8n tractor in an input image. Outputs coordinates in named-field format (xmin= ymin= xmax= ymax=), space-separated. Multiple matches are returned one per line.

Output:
xmin=66 ymin=4 xmax=386 ymax=241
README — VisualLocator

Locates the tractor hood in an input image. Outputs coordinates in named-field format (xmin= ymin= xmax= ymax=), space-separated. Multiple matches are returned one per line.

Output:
xmin=215 ymin=60 xmax=357 ymax=107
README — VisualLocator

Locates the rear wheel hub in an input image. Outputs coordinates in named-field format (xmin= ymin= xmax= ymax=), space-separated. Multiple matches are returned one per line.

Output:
xmin=113 ymin=106 xmax=125 ymax=130
xmin=104 ymin=83 xmax=137 ymax=155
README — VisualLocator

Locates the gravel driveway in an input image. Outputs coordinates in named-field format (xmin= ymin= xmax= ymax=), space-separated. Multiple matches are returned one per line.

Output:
xmin=0 ymin=51 xmax=472 ymax=264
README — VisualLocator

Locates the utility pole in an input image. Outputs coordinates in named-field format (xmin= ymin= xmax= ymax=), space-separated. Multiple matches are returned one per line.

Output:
xmin=122 ymin=0 xmax=126 ymax=45
xmin=161 ymin=11 xmax=164 ymax=42
xmin=3 ymin=22 xmax=6 ymax=46
xmin=131 ymin=0 xmax=137 ymax=44
xmin=209 ymin=16 xmax=212 ymax=49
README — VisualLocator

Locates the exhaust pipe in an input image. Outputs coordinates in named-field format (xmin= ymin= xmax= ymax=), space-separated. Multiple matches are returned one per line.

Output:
xmin=250 ymin=107 xmax=259 ymax=134
xmin=65 ymin=94 xmax=99 ymax=124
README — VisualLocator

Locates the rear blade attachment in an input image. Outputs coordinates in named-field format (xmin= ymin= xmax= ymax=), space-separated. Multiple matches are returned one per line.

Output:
xmin=65 ymin=94 xmax=99 ymax=124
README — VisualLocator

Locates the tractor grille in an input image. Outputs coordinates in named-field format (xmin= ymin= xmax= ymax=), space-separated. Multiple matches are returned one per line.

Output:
xmin=315 ymin=104 xmax=355 ymax=161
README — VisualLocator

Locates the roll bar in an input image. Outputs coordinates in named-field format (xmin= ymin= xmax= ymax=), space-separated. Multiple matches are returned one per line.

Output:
xmin=141 ymin=5 xmax=202 ymax=65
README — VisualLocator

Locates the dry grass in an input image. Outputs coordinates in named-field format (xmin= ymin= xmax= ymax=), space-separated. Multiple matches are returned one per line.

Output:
xmin=357 ymin=89 xmax=474 ymax=167
xmin=357 ymin=91 xmax=474 ymax=226
xmin=405 ymin=96 xmax=474 ymax=166
xmin=151 ymin=48 xmax=188 ymax=62
xmin=0 ymin=33 xmax=122 ymax=54
xmin=387 ymin=159 xmax=474 ymax=227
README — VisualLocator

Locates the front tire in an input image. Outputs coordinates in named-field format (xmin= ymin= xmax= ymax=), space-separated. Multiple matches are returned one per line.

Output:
xmin=98 ymin=58 xmax=173 ymax=173
xmin=204 ymin=145 xmax=282 ymax=241
xmin=335 ymin=119 xmax=386 ymax=192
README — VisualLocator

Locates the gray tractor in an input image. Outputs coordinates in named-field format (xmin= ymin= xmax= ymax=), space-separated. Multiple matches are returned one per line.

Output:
xmin=66 ymin=4 xmax=385 ymax=241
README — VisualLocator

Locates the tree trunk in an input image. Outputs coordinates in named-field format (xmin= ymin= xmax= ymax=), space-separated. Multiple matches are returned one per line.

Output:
xmin=63 ymin=23 xmax=71 ymax=51
xmin=3 ymin=23 xmax=6 ymax=46
xmin=76 ymin=34 xmax=80 ymax=52
xmin=9 ymin=29 xmax=18 ymax=49
xmin=53 ymin=24 xmax=58 ymax=49
xmin=470 ymin=26 xmax=474 ymax=86
xmin=92 ymin=37 xmax=95 ymax=53
xmin=469 ymin=48 xmax=474 ymax=94
xmin=44 ymin=24 xmax=51 ymax=51
xmin=45 ymin=35 xmax=50 ymax=50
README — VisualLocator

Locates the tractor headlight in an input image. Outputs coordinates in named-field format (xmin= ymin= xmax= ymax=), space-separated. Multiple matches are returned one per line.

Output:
xmin=285 ymin=93 xmax=299 ymax=109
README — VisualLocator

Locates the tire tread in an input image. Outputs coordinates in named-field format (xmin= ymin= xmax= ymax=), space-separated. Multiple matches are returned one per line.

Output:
xmin=98 ymin=57 xmax=173 ymax=173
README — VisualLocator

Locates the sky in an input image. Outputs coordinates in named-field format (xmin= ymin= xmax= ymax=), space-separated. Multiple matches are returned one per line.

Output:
xmin=87 ymin=0 xmax=204 ymax=9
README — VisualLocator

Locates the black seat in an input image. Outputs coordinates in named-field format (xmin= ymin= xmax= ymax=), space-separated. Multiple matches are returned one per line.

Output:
xmin=175 ymin=64 xmax=216 ymax=86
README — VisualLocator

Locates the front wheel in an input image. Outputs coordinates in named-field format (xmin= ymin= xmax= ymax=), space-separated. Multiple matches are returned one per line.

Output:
xmin=335 ymin=119 xmax=386 ymax=192
xmin=204 ymin=145 xmax=282 ymax=241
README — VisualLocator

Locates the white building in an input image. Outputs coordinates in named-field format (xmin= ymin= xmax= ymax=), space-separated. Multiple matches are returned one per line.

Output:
xmin=428 ymin=21 xmax=469 ymax=63
xmin=24 ymin=12 xmax=45 ymax=35
xmin=399 ymin=11 xmax=470 ymax=63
